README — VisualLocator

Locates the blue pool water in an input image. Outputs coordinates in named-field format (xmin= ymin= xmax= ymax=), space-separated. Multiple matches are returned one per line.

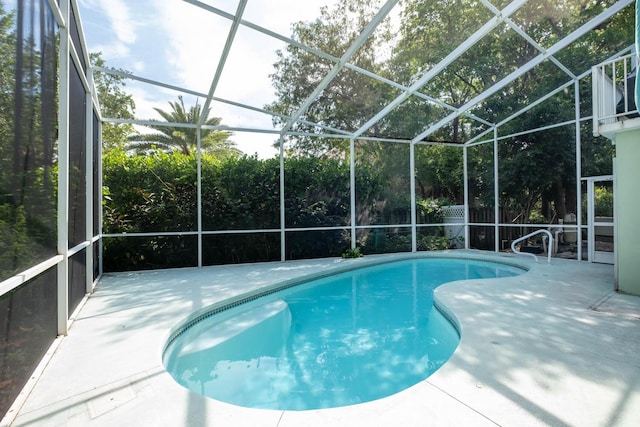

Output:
xmin=163 ymin=258 xmax=523 ymax=410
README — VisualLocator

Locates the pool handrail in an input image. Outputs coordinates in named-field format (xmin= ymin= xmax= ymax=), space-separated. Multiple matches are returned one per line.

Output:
xmin=511 ymin=229 xmax=553 ymax=264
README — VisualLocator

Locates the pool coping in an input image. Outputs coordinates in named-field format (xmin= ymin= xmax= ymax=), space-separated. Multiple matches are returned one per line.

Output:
xmin=7 ymin=250 xmax=640 ymax=427
xmin=162 ymin=250 xmax=530 ymax=360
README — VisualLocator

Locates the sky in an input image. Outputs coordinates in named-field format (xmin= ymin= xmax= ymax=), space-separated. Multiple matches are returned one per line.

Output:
xmin=76 ymin=0 xmax=339 ymax=159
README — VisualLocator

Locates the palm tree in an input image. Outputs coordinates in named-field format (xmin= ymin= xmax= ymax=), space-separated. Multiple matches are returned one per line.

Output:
xmin=128 ymin=96 xmax=240 ymax=157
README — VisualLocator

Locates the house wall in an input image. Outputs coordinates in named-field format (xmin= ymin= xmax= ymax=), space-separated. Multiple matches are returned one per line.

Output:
xmin=615 ymin=127 xmax=640 ymax=296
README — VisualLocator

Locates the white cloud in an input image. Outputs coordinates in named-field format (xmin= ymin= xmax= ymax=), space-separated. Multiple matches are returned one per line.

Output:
xmin=127 ymin=85 xmax=161 ymax=122
xmin=156 ymin=1 xmax=332 ymax=101
xmin=158 ymin=1 xmax=228 ymax=92
xmin=131 ymin=60 xmax=146 ymax=74
xmin=242 ymin=1 xmax=329 ymax=35
xmin=232 ymin=132 xmax=279 ymax=159
xmin=78 ymin=0 xmax=137 ymax=60
xmin=98 ymin=0 xmax=137 ymax=45
xmin=81 ymin=0 xmax=354 ymax=158
xmin=88 ymin=41 xmax=130 ymax=60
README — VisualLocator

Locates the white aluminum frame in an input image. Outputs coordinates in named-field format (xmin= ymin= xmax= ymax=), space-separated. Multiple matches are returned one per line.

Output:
xmin=4 ymin=0 xmax=633 ymax=299
xmin=583 ymin=175 xmax=615 ymax=264
xmin=57 ymin=0 xmax=71 ymax=335
xmin=1 ymin=7 xmax=635 ymax=420
xmin=7 ymin=1 xmax=635 ymax=424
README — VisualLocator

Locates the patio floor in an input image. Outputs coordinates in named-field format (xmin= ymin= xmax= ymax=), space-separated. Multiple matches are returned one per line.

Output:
xmin=5 ymin=251 xmax=640 ymax=427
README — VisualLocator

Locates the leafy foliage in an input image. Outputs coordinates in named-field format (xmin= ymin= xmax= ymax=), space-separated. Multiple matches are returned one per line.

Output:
xmin=594 ymin=185 xmax=613 ymax=217
xmin=1 ymin=1 xmax=59 ymax=419
xmin=129 ymin=96 xmax=240 ymax=157
xmin=341 ymin=247 xmax=362 ymax=258
xmin=267 ymin=0 xmax=395 ymax=155
xmin=102 ymin=150 xmax=417 ymax=269
xmin=99 ymin=0 xmax=633 ymax=268
xmin=0 ymin=1 xmax=57 ymax=282
xmin=97 ymin=0 xmax=635 ymax=271
xmin=266 ymin=0 xmax=632 ymax=226
xmin=90 ymin=52 xmax=137 ymax=150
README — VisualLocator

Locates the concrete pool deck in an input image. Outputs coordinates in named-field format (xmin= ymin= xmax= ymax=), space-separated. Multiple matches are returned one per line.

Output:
xmin=5 ymin=251 xmax=640 ymax=427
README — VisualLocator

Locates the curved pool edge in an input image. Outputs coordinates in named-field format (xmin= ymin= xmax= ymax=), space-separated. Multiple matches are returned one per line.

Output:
xmin=162 ymin=250 xmax=531 ymax=379
xmin=160 ymin=250 xmax=530 ymax=404
xmin=13 ymin=253 xmax=628 ymax=427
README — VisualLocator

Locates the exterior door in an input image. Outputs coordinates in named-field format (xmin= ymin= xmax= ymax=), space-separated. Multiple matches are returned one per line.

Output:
xmin=586 ymin=177 xmax=614 ymax=264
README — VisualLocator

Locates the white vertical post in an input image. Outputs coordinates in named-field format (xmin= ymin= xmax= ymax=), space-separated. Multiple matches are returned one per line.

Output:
xmin=197 ymin=128 xmax=203 ymax=267
xmin=98 ymin=117 xmax=103 ymax=277
xmin=350 ymin=138 xmax=357 ymax=249
xmin=587 ymin=179 xmax=594 ymax=262
xmin=493 ymin=127 xmax=500 ymax=253
xmin=410 ymin=143 xmax=417 ymax=252
xmin=57 ymin=0 xmax=70 ymax=336
xmin=592 ymin=65 xmax=600 ymax=135
xmin=463 ymin=145 xmax=470 ymax=249
xmin=279 ymin=137 xmax=286 ymax=262
xmin=85 ymin=66 xmax=93 ymax=293
xmin=623 ymin=57 xmax=629 ymax=112
xmin=613 ymin=158 xmax=618 ymax=290
xmin=575 ymin=79 xmax=583 ymax=262
xmin=612 ymin=63 xmax=617 ymax=116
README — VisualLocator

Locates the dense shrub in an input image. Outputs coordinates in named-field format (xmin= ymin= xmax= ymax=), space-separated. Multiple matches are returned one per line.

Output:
xmin=102 ymin=150 xmax=427 ymax=270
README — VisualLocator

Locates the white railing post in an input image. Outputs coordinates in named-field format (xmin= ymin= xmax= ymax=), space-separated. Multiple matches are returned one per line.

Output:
xmin=511 ymin=229 xmax=553 ymax=264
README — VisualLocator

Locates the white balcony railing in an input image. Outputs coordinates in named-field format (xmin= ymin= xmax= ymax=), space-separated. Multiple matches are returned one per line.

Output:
xmin=592 ymin=53 xmax=639 ymax=137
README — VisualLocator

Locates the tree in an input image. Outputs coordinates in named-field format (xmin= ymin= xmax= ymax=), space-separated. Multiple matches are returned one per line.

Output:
xmin=267 ymin=0 xmax=395 ymax=156
xmin=0 ymin=5 xmax=16 ymax=180
xmin=0 ymin=0 xmax=58 ymax=281
xmin=389 ymin=0 xmax=501 ymax=144
xmin=415 ymin=145 xmax=463 ymax=203
xmin=89 ymin=52 xmax=137 ymax=150
xmin=1 ymin=1 xmax=59 ymax=417
xmin=391 ymin=0 xmax=634 ymax=223
xmin=491 ymin=2 xmax=635 ymax=223
xmin=129 ymin=96 xmax=240 ymax=158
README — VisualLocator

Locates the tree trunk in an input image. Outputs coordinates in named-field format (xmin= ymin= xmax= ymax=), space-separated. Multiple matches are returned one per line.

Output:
xmin=554 ymin=177 xmax=567 ymax=222
xmin=11 ymin=0 xmax=25 ymax=206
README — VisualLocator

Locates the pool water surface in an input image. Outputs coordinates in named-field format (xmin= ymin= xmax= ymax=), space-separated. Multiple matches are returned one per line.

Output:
xmin=163 ymin=258 xmax=523 ymax=410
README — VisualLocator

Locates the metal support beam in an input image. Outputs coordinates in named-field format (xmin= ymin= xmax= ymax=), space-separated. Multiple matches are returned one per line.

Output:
xmin=197 ymin=128 xmax=203 ymax=267
xmin=413 ymin=0 xmax=633 ymax=143
xmin=279 ymin=137 xmax=286 ymax=262
xmin=493 ymin=127 xmax=500 ymax=253
xmin=350 ymin=138 xmax=357 ymax=249
xmin=463 ymin=145 xmax=470 ymax=249
xmin=57 ymin=0 xmax=70 ymax=336
xmin=47 ymin=0 xmax=66 ymax=28
xmin=70 ymin=0 xmax=92 ymax=70
xmin=279 ymin=0 xmax=399 ymax=136
xmin=85 ymin=66 xmax=94 ymax=293
xmin=353 ymin=0 xmax=527 ymax=139
xmin=410 ymin=143 xmax=417 ymax=252
xmin=97 ymin=115 xmax=104 ymax=278
xmin=198 ymin=0 xmax=248 ymax=127
xmin=574 ymin=79 xmax=583 ymax=262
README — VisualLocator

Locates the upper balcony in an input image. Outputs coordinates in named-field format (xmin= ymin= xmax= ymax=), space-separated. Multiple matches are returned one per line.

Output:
xmin=593 ymin=52 xmax=640 ymax=140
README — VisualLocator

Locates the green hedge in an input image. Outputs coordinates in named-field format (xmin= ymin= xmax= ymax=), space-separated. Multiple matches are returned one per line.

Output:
xmin=102 ymin=150 xmax=451 ymax=271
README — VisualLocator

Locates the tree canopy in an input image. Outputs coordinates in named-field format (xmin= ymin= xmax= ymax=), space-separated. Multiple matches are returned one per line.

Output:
xmin=266 ymin=0 xmax=633 ymax=223
xmin=128 ymin=95 xmax=240 ymax=158
xmin=90 ymin=52 xmax=137 ymax=150
xmin=267 ymin=0 xmax=395 ymax=156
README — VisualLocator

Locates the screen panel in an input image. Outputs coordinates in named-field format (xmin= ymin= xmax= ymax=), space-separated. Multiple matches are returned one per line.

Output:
xmin=0 ymin=268 xmax=57 ymax=420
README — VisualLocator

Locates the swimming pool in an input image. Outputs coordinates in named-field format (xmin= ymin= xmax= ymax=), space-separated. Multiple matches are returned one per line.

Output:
xmin=163 ymin=257 xmax=524 ymax=410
